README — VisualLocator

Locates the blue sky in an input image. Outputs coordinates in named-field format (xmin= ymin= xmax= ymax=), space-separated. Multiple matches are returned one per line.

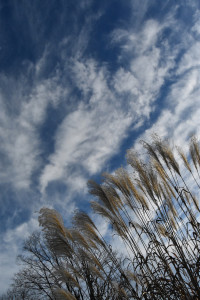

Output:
xmin=1 ymin=0 xmax=200 ymax=293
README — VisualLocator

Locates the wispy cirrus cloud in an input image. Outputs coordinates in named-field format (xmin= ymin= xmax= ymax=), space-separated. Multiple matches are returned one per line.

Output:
xmin=133 ymin=54 xmax=200 ymax=150
xmin=39 ymin=59 xmax=133 ymax=194
xmin=1 ymin=1 xmax=199 ymax=203
xmin=0 ymin=216 xmax=38 ymax=293
xmin=114 ymin=2 xmax=200 ymax=151
xmin=38 ymin=14 xmax=179 ymax=195
xmin=0 ymin=70 xmax=67 ymax=190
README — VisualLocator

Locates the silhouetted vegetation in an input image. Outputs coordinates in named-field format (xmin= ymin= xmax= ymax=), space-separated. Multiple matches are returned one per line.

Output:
xmin=3 ymin=136 xmax=200 ymax=299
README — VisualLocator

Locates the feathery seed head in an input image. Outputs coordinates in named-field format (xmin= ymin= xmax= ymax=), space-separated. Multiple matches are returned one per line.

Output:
xmin=177 ymin=147 xmax=192 ymax=173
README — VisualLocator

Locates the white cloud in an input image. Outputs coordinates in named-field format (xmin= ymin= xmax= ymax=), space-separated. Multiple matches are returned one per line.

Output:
xmin=112 ymin=17 xmax=176 ymax=121
xmin=133 ymin=64 xmax=200 ymax=152
xmin=134 ymin=19 xmax=162 ymax=53
xmin=0 ymin=68 xmax=67 ymax=190
xmin=176 ymin=42 xmax=200 ymax=75
xmin=39 ymin=102 xmax=132 ymax=194
xmin=113 ymin=68 xmax=139 ymax=95
xmin=0 ymin=217 xmax=38 ymax=294
xmin=40 ymin=57 xmax=133 ymax=193
xmin=39 ymin=16 xmax=178 ymax=195
xmin=0 ymin=7 xmax=179 ymax=196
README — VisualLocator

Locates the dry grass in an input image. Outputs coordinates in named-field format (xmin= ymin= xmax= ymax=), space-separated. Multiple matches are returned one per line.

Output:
xmin=8 ymin=136 xmax=200 ymax=299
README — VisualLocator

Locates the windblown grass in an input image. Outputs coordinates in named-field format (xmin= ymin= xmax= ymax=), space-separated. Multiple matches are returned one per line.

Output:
xmin=6 ymin=136 xmax=200 ymax=299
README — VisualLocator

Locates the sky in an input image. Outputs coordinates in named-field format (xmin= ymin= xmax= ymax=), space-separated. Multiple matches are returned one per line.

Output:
xmin=1 ymin=0 xmax=200 ymax=293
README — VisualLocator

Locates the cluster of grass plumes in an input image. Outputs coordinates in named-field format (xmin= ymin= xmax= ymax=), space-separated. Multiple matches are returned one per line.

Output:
xmin=5 ymin=209 xmax=130 ymax=300
xmin=88 ymin=135 xmax=200 ymax=299
xmin=4 ymin=136 xmax=200 ymax=299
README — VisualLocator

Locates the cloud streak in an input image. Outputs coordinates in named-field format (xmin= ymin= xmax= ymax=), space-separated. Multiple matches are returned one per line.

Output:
xmin=39 ymin=15 xmax=178 ymax=194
